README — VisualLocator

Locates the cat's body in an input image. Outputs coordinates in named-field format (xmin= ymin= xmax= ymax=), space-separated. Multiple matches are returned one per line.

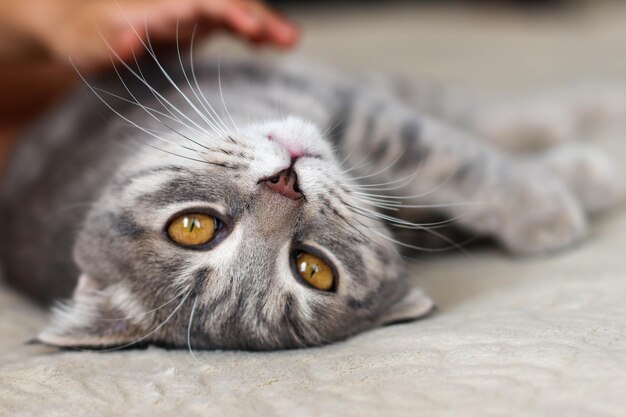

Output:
xmin=0 ymin=54 xmax=623 ymax=350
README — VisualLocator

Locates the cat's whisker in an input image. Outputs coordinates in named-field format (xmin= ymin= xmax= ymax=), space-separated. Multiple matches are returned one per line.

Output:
xmin=93 ymin=24 xmax=218 ymax=139
xmin=123 ymin=133 xmax=235 ymax=168
xmin=371 ymin=226 xmax=472 ymax=255
xmin=350 ymin=174 xmax=417 ymax=192
xmin=351 ymin=197 xmax=402 ymax=211
xmin=109 ymin=52 xmax=198 ymax=136
xmin=343 ymin=151 xmax=404 ymax=179
xmin=328 ymin=202 xmax=385 ymax=246
xmin=336 ymin=141 xmax=360 ymax=169
xmin=125 ymin=125 xmax=202 ymax=152
xmin=161 ymin=123 xmax=217 ymax=153
xmin=347 ymin=191 xmax=417 ymax=208
xmin=70 ymin=59 xmax=207 ymax=161
xmin=187 ymin=295 xmax=205 ymax=367
xmin=339 ymin=204 xmax=457 ymax=253
xmin=105 ymin=36 xmax=224 ymax=159
xmin=339 ymin=145 xmax=380 ymax=175
xmin=340 ymin=128 xmax=415 ymax=176
xmin=341 ymin=193 xmax=475 ymax=259
xmin=176 ymin=21 xmax=231 ymax=136
xmin=348 ymin=163 xmax=471 ymax=214
xmin=344 ymin=203 xmax=472 ymax=254
xmin=94 ymin=287 xmax=193 ymax=353
xmin=217 ymin=55 xmax=240 ymax=133
xmin=347 ymin=157 xmax=428 ymax=191
xmin=98 ymin=287 xmax=191 ymax=322
xmin=93 ymin=85 xmax=184 ymax=128
xmin=350 ymin=171 xmax=472 ymax=201
xmin=344 ymin=199 xmax=466 ymax=232
xmin=351 ymin=204 xmax=467 ymax=230
xmin=344 ymin=202 xmax=423 ymax=228
xmin=112 ymin=59 xmax=213 ymax=153
xmin=139 ymin=14 xmax=228 ymax=137
xmin=354 ymin=193 xmax=490 ymax=209
xmin=110 ymin=56 xmax=214 ymax=157
xmin=128 ymin=43 xmax=206 ymax=139
xmin=321 ymin=115 xmax=347 ymax=144
xmin=192 ymin=43 xmax=233 ymax=135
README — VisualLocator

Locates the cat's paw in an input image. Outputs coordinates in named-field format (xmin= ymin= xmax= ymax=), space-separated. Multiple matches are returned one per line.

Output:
xmin=539 ymin=144 xmax=625 ymax=214
xmin=493 ymin=175 xmax=588 ymax=255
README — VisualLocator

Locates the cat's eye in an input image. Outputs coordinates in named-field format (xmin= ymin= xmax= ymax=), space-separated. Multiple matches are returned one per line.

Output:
xmin=166 ymin=213 xmax=218 ymax=247
xmin=293 ymin=251 xmax=335 ymax=291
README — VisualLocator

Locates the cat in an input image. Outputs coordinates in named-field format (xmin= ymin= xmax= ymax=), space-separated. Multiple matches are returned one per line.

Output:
xmin=0 ymin=51 xmax=623 ymax=350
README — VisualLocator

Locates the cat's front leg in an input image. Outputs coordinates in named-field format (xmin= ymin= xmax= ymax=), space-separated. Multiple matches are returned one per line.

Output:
xmin=338 ymin=103 xmax=588 ymax=255
xmin=386 ymin=78 xmax=626 ymax=153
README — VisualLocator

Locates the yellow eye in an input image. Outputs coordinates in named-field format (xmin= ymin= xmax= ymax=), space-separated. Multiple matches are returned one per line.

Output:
xmin=167 ymin=213 xmax=217 ymax=247
xmin=295 ymin=252 xmax=335 ymax=291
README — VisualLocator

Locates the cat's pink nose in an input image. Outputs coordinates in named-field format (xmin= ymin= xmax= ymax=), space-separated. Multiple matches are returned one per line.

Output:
xmin=262 ymin=168 xmax=303 ymax=200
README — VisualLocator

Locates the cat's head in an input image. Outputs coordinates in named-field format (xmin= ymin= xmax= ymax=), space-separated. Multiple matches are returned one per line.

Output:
xmin=39 ymin=116 xmax=433 ymax=350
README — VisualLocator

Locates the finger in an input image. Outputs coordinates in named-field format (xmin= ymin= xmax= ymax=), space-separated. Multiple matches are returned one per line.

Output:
xmin=197 ymin=0 xmax=297 ymax=47
xmin=242 ymin=1 xmax=299 ymax=48
xmin=196 ymin=0 xmax=264 ymax=39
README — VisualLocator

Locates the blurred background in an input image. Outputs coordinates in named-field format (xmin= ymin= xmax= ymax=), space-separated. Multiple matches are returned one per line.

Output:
xmin=272 ymin=0 xmax=626 ymax=91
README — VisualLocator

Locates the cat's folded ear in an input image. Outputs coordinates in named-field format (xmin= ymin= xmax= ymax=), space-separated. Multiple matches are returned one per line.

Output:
xmin=378 ymin=286 xmax=435 ymax=326
xmin=37 ymin=274 xmax=148 ymax=349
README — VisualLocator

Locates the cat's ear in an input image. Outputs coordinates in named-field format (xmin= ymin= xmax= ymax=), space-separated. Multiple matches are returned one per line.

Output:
xmin=379 ymin=287 xmax=435 ymax=326
xmin=36 ymin=274 xmax=148 ymax=349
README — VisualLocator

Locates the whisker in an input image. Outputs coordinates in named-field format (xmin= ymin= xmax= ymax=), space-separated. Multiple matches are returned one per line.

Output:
xmin=111 ymin=54 xmax=217 ymax=157
xmin=93 ymin=21 xmax=216 ymax=139
xmin=348 ymin=159 xmax=427 ymax=191
xmin=355 ymin=195 xmax=490 ymax=208
xmin=321 ymin=115 xmax=347 ymax=143
xmin=176 ymin=21 xmax=230 ymax=135
xmin=187 ymin=295 xmax=205 ymax=366
xmin=336 ymin=141 xmax=359 ymax=169
xmin=94 ymin=288 xmax=193 ymax=352
xmin=344 ymin=201 xmax=471 ymax=254
xmin=370 ymin=226 xmax=472 ymax=255
xmin=136 ymin=11 xmax=227 ymax=136
xmin=93 ymin=85 xmax=180 ymax=126
xmin=344 ymin=151 xmax=404 ymax=179
xmin=346 ymin=200 xmax=473 ymax=254
xmin=70 ymin=59 xmax=204 ymax=159
xmin=128 ymin=42 xmax=204 ymax=138
xmin=99 ymin=287 xmax=190 ymax=322
xmin=217 ymin=55 xmax=239 ymax=133
xmin=115 ymin=46 xmax=217 ymax=155
xmin=188 ymin=35 xmax=231 ymax=134
xmin=124 ymin=133 xmax=234 ymax=168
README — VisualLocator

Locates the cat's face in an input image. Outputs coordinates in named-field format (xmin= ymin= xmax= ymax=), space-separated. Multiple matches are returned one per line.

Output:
xmin=39 ymin=116 xmax=433 ymax=350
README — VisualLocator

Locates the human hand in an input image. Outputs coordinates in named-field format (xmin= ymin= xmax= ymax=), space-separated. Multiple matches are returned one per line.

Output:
xmin=2 ymin=0 xmax=299 ymax=72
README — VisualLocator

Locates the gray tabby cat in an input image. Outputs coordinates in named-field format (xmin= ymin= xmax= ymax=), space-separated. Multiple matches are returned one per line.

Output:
xmin=0 ymin=52 xmax=623 ymax=350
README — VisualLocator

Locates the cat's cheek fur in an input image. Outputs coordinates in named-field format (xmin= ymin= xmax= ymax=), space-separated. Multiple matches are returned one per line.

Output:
xmin=37 ymin=274 xmax=148 ymax=348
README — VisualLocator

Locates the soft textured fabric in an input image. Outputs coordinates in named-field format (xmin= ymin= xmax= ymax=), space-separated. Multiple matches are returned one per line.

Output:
xmin=2 ymin=4 xmax=626 ymax=416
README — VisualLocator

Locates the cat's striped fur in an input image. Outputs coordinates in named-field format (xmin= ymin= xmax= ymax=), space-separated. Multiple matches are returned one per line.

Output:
xmin=0 ymin=53 xmax=622 ymax=350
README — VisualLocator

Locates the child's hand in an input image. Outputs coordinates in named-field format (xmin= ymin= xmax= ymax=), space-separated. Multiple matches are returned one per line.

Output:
xmin=3 ymin=0 xmax=299 ymax=72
